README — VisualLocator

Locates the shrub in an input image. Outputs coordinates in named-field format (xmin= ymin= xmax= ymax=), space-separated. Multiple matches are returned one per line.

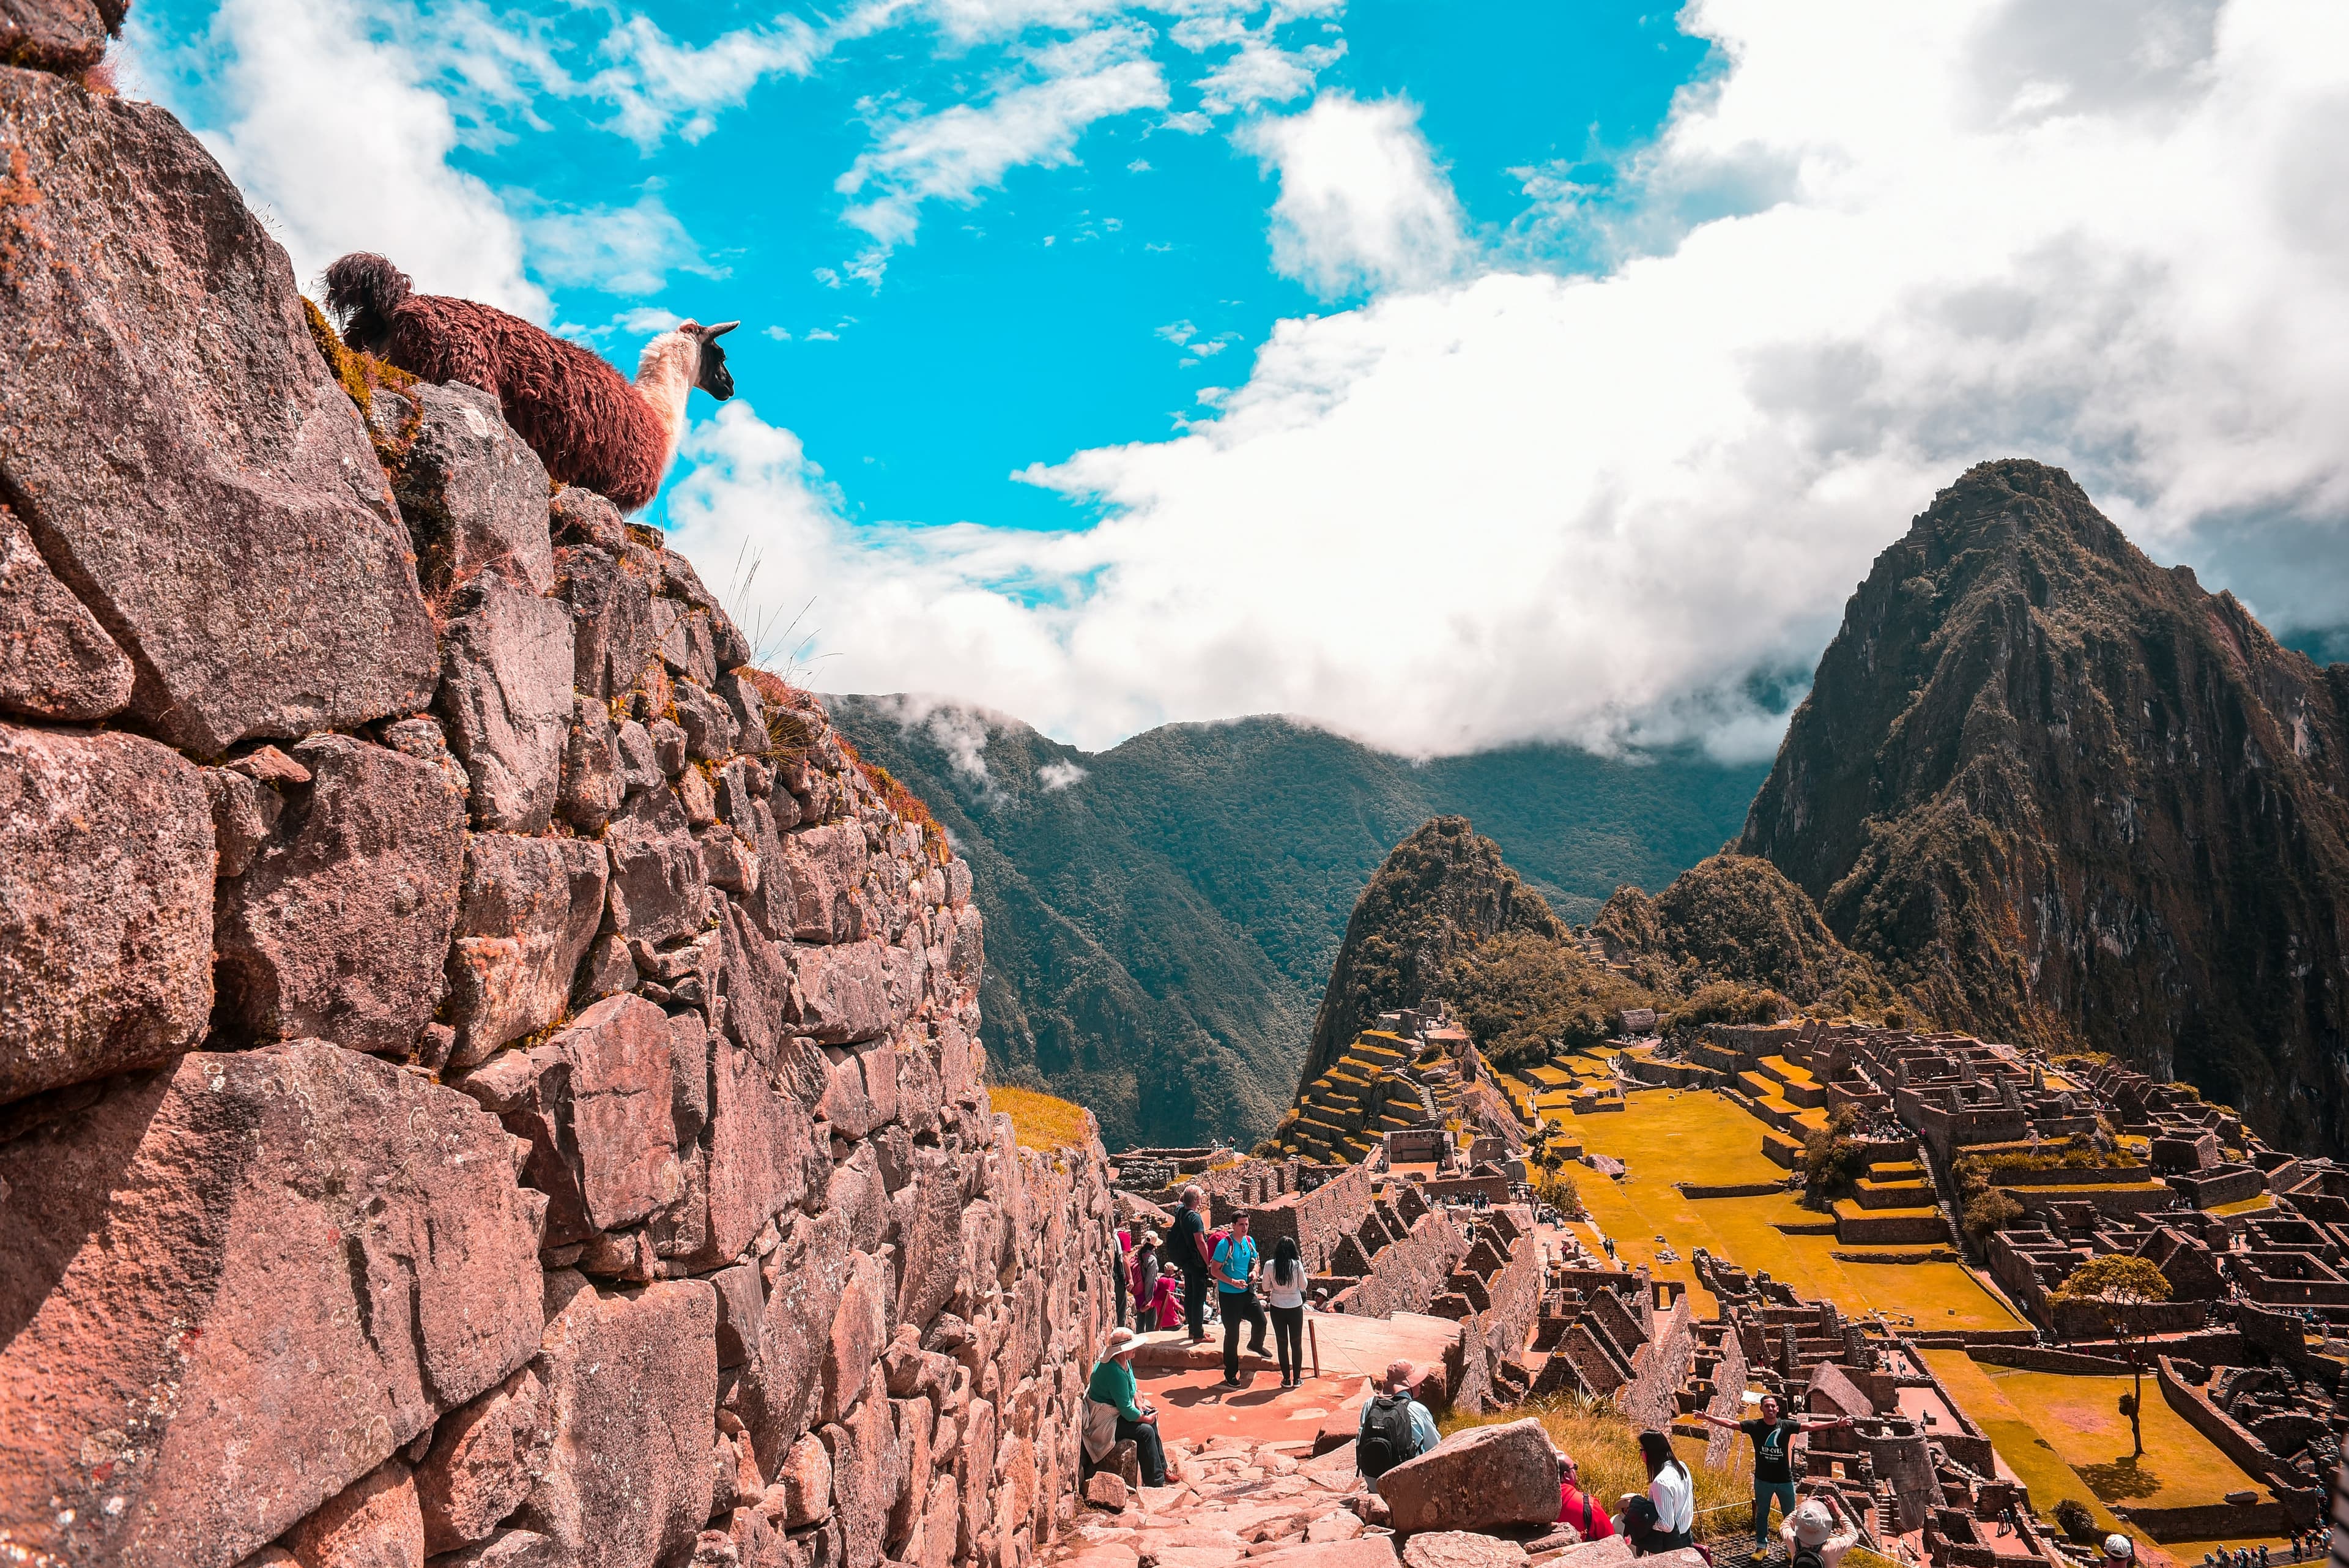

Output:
xmin=1800 ymin=1105 xmax=1870 ymax=1202
xmin=1534 ymin=1167 xmax=1584 ymax=1218
xmin=1962 ymin=1190 xmax=2024 ymax=1241
xmin=1664 ymin=981 xmax=1789 ymax=1036
xmin=2052 ymin=1499 xmax=2098 ymax=1545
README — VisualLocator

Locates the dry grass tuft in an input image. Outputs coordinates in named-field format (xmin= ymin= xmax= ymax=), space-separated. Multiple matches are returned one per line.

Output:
xmin=1440 ymin=1397 xmax=1751 ymax=1542
xmin=993 ymin=1085 xmax=1092 ymax=1152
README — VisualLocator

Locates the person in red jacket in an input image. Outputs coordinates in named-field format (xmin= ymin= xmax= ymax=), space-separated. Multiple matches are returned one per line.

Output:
xmin=1554 ymin=1445 xmax=1616 ymax=1540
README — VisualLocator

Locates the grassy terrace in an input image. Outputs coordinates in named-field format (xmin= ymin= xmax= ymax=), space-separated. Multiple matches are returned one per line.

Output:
xmin=1564 ymin=1088 xmax=2017 ymax=1328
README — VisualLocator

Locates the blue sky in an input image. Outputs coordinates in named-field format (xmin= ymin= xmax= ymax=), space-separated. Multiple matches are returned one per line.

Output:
xmin=131 ymin=1 xmax=2349 ymax=754
xmin=136 ymin=0 xmax=1711 ymax=535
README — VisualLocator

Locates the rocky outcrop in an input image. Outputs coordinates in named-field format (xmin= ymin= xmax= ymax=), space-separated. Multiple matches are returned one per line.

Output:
xmin=1590 ymin=853 xmax=1893 ymax=1016
xmin=1739 ymin=459 xmax=2349 ymax=1151
xmin=0 ymin=58 xmax=1116 ymax=1568
xmin=1297 ymin=819 xmax=1564 ymax=1089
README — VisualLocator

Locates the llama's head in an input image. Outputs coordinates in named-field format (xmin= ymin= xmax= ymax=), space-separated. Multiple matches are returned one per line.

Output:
xmin=680 ymin=319 xmax=740 ymax=400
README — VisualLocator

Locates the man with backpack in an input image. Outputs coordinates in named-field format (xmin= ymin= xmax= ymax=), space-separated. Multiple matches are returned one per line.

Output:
xmin=1781 ymin=1495 xmax=1859 ymax=1568
xmin=1212 ymin=1211 xmax=1269 ymax=1386
xmin=1356 ymin=1360 xmax=1439 ymax=1489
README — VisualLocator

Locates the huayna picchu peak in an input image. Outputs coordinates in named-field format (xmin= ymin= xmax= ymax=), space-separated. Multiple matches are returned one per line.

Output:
xmin=1741 ymin=458 xmax=2349 ymax=1152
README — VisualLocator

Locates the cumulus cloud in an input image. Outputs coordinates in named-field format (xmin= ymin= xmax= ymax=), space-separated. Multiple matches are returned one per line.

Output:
xmin=666 ymin=0 xmax=2349 ymax=760
xmin=160 ymin=0 xmax=544 ymax=315
xmin=1240 ymin=91 xmax=1468 ymax=299
xmin=524 ymin=191 xmax=716 ymax=296
xmin=834 ymin=25 xmax=1169 ymax=269
xmin=1037 ymin=759 xmax=1091 ymax=791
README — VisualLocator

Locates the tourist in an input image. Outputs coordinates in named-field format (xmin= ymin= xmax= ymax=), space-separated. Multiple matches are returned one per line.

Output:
xmin=1132 ymin=1229 xmax=1162 ymax=1326
xmin=1695 ymin=1392 xmax=1854 ymax=1553
xmin=1630 ymin=1430 xmax=1694 ymax=1555
xmin=1172 ymin=1186 xmax=1214 ymax=1344
xmin=1213 ymin=1212 xmax=1269 ymax=1386
xmin=1554 ymin=1445 xmax=1615 ymax=1540
xmin=1264 ymin=1234 xmax=1308 ymax=1388
xmin=1084 ymin=1327 xmax=1168 ymax=1487
xmin=1783 ymin=1494 xmax=1860 ymax=1568
xmin=1357 ymin=1360 xmax=1439 ymax=1487
xmin=1146 ymin=1271 xmax=1183 ymax=1330
xmin=2102 ymin=1535 xmax=2134 ymax=1568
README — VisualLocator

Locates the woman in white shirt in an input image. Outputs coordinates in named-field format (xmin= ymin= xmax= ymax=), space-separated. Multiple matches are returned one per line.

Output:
xmin=1639 ymin=1430 xmax=1695 ymax=1553
xmin=1263 ymin=1235 xmax=1308 ymax=1388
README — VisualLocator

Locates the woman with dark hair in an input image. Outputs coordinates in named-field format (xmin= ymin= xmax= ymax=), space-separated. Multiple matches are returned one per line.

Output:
xmin=1625 ymin=1430 xmax=1693 ymax=1555
xmin=1264 ymin=1235 xmax=1307 ymax=1387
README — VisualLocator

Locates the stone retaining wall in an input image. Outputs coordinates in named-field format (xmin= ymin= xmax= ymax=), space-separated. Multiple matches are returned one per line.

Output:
xmin=0 ymin=58 xmax=1113 ymax=1568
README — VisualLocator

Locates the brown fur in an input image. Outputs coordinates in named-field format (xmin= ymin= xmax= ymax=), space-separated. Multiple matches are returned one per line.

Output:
xmin=326 ymin=255 xmax=672 ymax=511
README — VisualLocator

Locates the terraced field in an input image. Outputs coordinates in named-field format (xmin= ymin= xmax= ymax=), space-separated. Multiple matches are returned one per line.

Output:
xmin=1560 ymin=1088 xmax=2019 ymax=1329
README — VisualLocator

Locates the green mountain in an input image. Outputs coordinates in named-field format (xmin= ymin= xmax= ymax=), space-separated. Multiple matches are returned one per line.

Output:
xmin=824 ymin=700 xmax=1766 ymax=1149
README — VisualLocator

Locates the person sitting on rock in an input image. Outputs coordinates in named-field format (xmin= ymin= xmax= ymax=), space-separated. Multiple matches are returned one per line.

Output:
xmin=1626 ymin=1430 xmax=1694 ymax=1555
xmin=1783 ymin=1494 xmax=1860 ymax=1568
xmin=1554 ymin=1444 xmax=1615 ymax=1541
xmin=1085 ymin=1327 xmax=1168 ymax=1487
xmin=1357 ymin=1359 xmax=1438 ymax=1488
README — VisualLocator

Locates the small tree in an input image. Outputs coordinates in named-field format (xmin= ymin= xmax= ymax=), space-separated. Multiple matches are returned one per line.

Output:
xmin=2050 ymin=1254 xmax=2171 ymax=1457
xmin=1962 ymin=1189 xmax=2024 ymax=1243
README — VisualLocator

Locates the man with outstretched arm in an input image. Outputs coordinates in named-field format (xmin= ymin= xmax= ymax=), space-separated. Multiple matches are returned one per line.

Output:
xmin=1695 ymin=1393 xmax=1855 ymax=1556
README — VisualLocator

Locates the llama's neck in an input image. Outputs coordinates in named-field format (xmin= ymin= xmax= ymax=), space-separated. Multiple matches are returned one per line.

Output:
xmin=633 ymin=331 xmax=699 ymax=467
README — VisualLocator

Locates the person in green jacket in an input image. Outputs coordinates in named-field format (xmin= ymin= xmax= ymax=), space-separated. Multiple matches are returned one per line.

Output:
xmin=1086 ymin=1327 xmax=1167 ymax=1485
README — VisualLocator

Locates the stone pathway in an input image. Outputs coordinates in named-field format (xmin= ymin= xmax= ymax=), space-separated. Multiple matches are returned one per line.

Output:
xmin=1042 ymin=1432 xmax=1704 ymax=1568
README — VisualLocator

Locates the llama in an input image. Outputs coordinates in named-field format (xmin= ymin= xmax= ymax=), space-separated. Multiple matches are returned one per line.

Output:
xmin=324 ymin=253 xmax=738 ymax=513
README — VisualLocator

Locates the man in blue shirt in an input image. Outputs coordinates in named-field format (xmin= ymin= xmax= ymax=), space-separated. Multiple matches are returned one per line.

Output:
xmin=1213 ymin=1212 xmax=1269 ymax=1386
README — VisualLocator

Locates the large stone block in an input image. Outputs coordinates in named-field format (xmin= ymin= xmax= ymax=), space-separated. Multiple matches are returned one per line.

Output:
xmin=820 ymin=1392 xmax=900 ymax=1568
xmin=1373 ymin=1418 xmax=1558 ymax=1536
xmin=0 ymin=1043 xmax=546 ymax=1568
xmin=792 ymin=940 xmax=896 ymax=1047
xmin=606 ymin=782 xmax=711 ymax=945
xmin=689 ymin=933 xmax=822 ymax=1264
xmin=822 ymin=1252 xmax=891 ymax=1426
xmin=414 ymin=1365 xmax=553 ymax=1555
xmin=444 ymin=833 xmax=610 ymax=1069
xmin=557 ymin=542 xmax=661 ymax=702
xmin=773 ymin=824 xmax=867 ymax=943
xmin=0 ymin=724 xmax=213 ymax=1103
xmin=0 ymin=499 xmax=132 ymax=720
xmin=457 ymin=993 xmax=680 ymax=1244
xmin=0 ymin=69 xmax=437 ymax=756
xmin=373 ymin=381 xmax=555 ymax=598
xmin=287 ymin=1459 xmax=426 ymax=1568
xmin=213 ymin=734 xmax=466 ymax=1057
xmin=514 ymin=1273 xmax=718 ymax=1568
xmin=437 ymin=567 xmax=575 ymax=834
xmin=0 ymin=0 xmax=120 ymax=71
xmin=743 ymin=1208 xmax=854 ymax=1472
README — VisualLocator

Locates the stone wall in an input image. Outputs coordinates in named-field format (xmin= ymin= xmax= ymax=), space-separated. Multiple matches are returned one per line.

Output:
xmin=1243 ymin=1160 xmax=1375 ymax=1276
xmin=1332 ymin=1201 xmax=1472 ymax=1320
xmin=0 ymin=56 xmax=1113 ymax=1568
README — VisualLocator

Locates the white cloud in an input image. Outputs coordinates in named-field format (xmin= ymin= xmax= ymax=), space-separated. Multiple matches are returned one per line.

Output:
xmin=1193 ymin=31 xmax=1344 ymax=117
xmin=523 ymin=192 xmax=715 ymax=297
xmin=1241 ymin=91 xmax=1468 ymax=299
xmin=1038 ymin=759 xmax=1090 ymax=790
xmin=157 ymin=0 xmax=544 ymax=316
xmin=1155 ymin=319 xmax=1197 ymax=344
xmin=834 ymin=25 xmax=1169 ymax=270
xmin=588 ymin=13 xmax=825 ymax=149
xmin=668 ymin=0 xmax=2349 ymax=760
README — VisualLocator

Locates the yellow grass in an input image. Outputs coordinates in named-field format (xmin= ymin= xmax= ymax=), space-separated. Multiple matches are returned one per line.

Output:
xmin=993 ymin=1085 xmax=1093 ymax=1151
xmin=1565 ymin=1090 xmax=2019 ymax=1328
xmin=1922 ymin=1351 xmax=2127 ymax=1538
xmin=1962 ymin=1362 xmax=2268 ymax=1508
xmin=1441 ymin=1399 xmax=1753 ymax=1543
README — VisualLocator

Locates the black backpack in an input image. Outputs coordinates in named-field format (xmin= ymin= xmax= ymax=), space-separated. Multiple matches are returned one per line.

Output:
xmin=1792 ymin=1544 xmax=1825 ymax=1568
xmin=1359 ymin=1394 xmax=1416 ymax=1479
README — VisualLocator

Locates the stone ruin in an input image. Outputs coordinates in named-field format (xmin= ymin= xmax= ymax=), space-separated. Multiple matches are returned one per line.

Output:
xmin=0 ymin=36 xmax=1113 ymax=1568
